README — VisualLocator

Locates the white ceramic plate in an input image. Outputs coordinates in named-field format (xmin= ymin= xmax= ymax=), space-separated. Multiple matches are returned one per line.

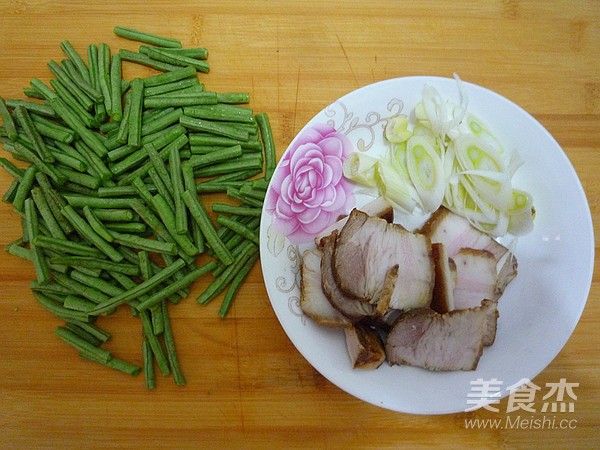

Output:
xmin=259 ymin=76 xmax=594 ymax=415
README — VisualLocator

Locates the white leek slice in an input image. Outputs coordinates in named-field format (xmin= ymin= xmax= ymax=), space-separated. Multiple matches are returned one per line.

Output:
xmin=385 ymin=116 xmax=412 ymax=143
xmin=386 ymin=142 xmax=410 ymax=179
xmin=374 ymin=161 xmax=417 ymax=213
xmin=508 ymin=207 xmax=535 ymax=235
xmin=454 ymin=134 xmax=512 ymax=212
xmin=406 ymin=135 xmax=445 ymax=213
xmin=342 ymin=152 xmax=379 ymax=187
xmin=506 ymin=189 xmax=534 ymax=235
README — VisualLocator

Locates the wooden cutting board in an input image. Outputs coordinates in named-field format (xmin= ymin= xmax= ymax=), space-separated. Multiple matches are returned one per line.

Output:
xmin=0 ymin=1 xmax=598 ymax=448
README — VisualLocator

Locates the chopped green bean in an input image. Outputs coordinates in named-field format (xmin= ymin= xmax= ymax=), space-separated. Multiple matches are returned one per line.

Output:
xmin=97 ymin=43 xmax=113 ymax=114
xmin=31 ymin=187 xmax=67 ymax=239
xmin=143 ymin=76 xmax=199 ymax=97
xmin=109 ymin=54 xmax=123 ymax=121
xmin=187 ymin=144 xmax=242 ymax=169
xmin=63 ymin=321 xmax=102 ymax=345
xmin=161 ymin=300 xmax=186 ymax=385
xmin=139 ymin=46 xmax=209 ymax=73
xmin=0 ymin=157 xmax=24 ymax=180
xmin=219 ymin=251 xmax=259 ymax=317
xmin=127 ymin=78 xmax=144 ymax=148
xmin=216 ymin=214 xmax=260 ymax=245
xmin=183 ymin=104 xmax=253 ymax=123
xmin=32 ymin=235 xmax=100 ymax=257
xmin=114 ymin=26 xmax=182 ymax=48
xmin=118 ymin=49 xmax=182 ymax=72
xmin=61 ymin=59 xmax=103 ymax=103
xmin=6 ymin=98 xmax=56 ymax=117
xmin=136 ymin=261 xmax=216 ymax=312
xmin=53 ymin=271 xmax=111 ymax=305
xmin=60 ymin=205 xmax=124 ymax=262
xmin=142 ymin=66 xmax=196 ymax=87
xmin=147 ymin=167 xmax=175 ymax=212
xmin=256 ymin=113 xmax=276 ymax=181
xmin=60 ymin=40 xmax=91 ymax=83
xmin=55 ymin=326 xmax=111 ymax=363
xmin=197 ymin=241 xmax=258 ymax=305
xmin=71 ymin=269 xmax=125 ymax=297
xmin=144 ymin=92 xmax=217 ymax=109
xmin=12 ymin=164 xmax=38 ymax=211
xmin=89 ymin=258 xmax=186 ymax=315
xmin=216 ymin=92 xmax=250 ymax=104
xmin=68 ymin=319 xmax=110 ymax=342
xmin=24 ymin=197 xmax=51 ymax=284
xmin=0 ymin=97 xmax=18 ymax=141
xmin=111 ymin=231 xmax=177 ymax=255
xmin=82 ymin=205 xmax=115 ymax=242
xmin=13 ymin=105 xmax=53 ymax=162
xmin=63 ymin=294 xmax=97 ymax=313
xmin=142 ymin=338 xmax=155 ymax=389
xmin=179 ymin=115 xmax=248 ymax=140
xmin=34 ymin=291 xmax=91 ymax=322
xmin=116 ymin=90 xmax=132 ymax=145
xmin=212 ymin=203 xmax=262 ymax=217
xmin=57 ymin=167 xmax=101 ymax=190
xmin=48 ymin=60 xmax=94 ymax=111
xmin=150 ymin=194 xmax=198 ymax=257
xmin=226 ymin=185 xmax=265 ymax=208
xmin=2 ymin=179 xmax=19 ymax=204
xmin=91 ymin=208 xmax=134 ymax=222
xmin=30 ymin=114 xmax=75 ymax=143
xmin=168 ymin=143 xmax=187 ymax=235
xmin=141 ymin=107 xmax=182 ymax=136
xmin=193 ymin=153 xmax=263 ymax=178
xmin=63 ymin=195 xmax=134 ymax=209
xmin=180 ymin=190 xmax=233 ymax=265
xmin=189 ymin=133 xmax=262 ymax=151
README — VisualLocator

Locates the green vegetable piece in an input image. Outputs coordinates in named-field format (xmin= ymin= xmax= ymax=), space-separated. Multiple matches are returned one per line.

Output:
xmin=180 ymin=190 xmax=233 ymax=265
xmin=114 ymin=26 xmax=182 ymax=48
xmin=0 ymin=97 xmax=18 ymax=141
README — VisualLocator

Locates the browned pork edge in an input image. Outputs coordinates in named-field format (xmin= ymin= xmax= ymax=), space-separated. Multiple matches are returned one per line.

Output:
xmin=344 ymin=324 xmax=386 ymax=369
xmin=430 ymin=243 xmax=455 ymax=314
xmin=300 ymin=248 xmax=352 ymax=329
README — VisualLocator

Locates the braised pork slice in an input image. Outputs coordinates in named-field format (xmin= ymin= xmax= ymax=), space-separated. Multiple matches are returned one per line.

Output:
xmin=320 ymin=232 xmax=376 ymax=321
xmin=480 ymin=299 xmax=499 ymax=347
xmin=300 ymin=249 xmax=352 ymax=328
xmin=421 ymin=207 xmax=509 ymax=260
xmin=385 ymin=306 xmax=489 ymax=371
xmin=344 ymin=324 xmax=386 ymax=369
xmin=314 ymin=197 xmax=394 ymax=247
xmin=452 ymin=248 xmax=498 ymax=310
xmin=333 ymin=209 xmax=434 ymax=310
xmin=430 ymin=243 xmax=456 ymax=314
xmin=496 ymin=251 xmax=518 ymax=297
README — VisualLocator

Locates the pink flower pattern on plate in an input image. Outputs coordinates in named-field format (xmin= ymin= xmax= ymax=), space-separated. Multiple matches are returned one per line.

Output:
xmin=265 ymin=123 xmax=355 ymax=244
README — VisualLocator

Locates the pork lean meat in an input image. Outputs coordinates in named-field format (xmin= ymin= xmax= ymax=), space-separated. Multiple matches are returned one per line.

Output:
xmin=385 ymin=304 xmax=491 ymax=371
xmin=320 ymin=232 xmax=376 ymax=321
xmin=333 ymin=209 xmax=434 ymax=310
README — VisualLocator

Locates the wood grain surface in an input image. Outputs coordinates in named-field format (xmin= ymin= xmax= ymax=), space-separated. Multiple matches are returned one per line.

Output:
xmin=0 ymin=1 xmax=598 ymax=448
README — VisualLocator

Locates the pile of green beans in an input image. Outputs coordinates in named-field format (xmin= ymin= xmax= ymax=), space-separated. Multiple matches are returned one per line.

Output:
xmin=0 ymin=27 xmax=276 ymax=388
